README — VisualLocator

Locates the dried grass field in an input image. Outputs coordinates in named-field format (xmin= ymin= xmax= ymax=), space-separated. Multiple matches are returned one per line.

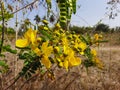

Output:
xmin=1 ymin=32 xmax=120 ymax=90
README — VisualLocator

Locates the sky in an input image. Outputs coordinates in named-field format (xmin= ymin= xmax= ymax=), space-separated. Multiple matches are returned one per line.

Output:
xmin=8 ymin=0 xmax=120 ymax=28
xmin=71 ymin=0 xmax=120 ymax=28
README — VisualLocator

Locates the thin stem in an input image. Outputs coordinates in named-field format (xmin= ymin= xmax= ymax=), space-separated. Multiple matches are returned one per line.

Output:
xmin=5 ymin=75 xmax=21 ymax=90
xmin=0 ymin=1 xmax=5 ymax=90
xmin=0 ymin=2 xmax=5 ymax=54
xmin=11 ymin=0 xmax=39 ymax=15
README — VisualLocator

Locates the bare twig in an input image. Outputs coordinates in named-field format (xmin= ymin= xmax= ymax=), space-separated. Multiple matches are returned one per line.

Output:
xmin=11 ymin=0 xmax=39 ymax=15
xmin=19 ymin=73 xmax=39 ymax=90
xmin=5 ymin=75 xmax=21 ymax=90
xmin=64 ymin=72 xmax=80 ymax=90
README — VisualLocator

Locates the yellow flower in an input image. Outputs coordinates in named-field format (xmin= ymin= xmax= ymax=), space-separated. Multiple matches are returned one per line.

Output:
xmin=68 ymin=57 xmax=81 ymax=67
xmin=59 ymin=62 xmax=63 ymax=67
xmin=54 ymin=46 xmax=60 ymax=53
xmin=33 ymin=48 xmax=41 ymax=56
xmin=16 ymin=28 xmax=37 ymax=48
xmin=42 ymin=20 xmax=48 ymax=24
xmin=94 ymin=34 xmax=99 ymax=41
xmin=41 ymin=55 xmax=51 ymax=69
xmin=62 ymin=47 xmax=81 ymax=70
xmin=79 ymin=42 xmax=87 ymax=55
xmin=63 ymin=45 xmax=69 ymax=55
xmin=55 ymin=23 xmax=61 ymax=29
xmin=43 ymin=27 xmax=49 ymax=30
xmin=79 ymin=42 xmax=87 ymax=51
xmin=74 ymin=42 xmax=79 ymax=49
xmin=16 ymin=39 xmax=29 ymax=48
xmin=93 ymin=57 xmax=103 ymax=69
xmin=40 ymin=41 xmax=53 ymax=69
xmin=63 ymin=60 xmax=68 ymax=71
xmin=24 ymin=28 xmax=37 ymax=45
xmin=91 ymin=49 xmax=97 ymax=56
xmin=37 ymin=37 xmax=42 ymax=42
xmin=93 ymin=34 xmax=103 ymax=45
xmin=61 ymin=37 xmax=68 ymax=45
xmin=67 ymin=49 xmax=81 ymax=67
xmin=41 ymin=41 xmax=53 ymax=56
xmin=54 ymin=30 xmax=60 ymax=36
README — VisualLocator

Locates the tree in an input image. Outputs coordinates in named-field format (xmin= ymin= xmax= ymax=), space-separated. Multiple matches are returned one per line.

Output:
xmin=95 ymin=23 xmax=110 ymax=32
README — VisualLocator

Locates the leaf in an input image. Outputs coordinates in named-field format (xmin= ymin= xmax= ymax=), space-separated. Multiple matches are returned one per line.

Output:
xmin=0 ymin=60 xmax=6 ymax=66
xmin=3 ymin=45 xmax=17 ymax=54
xmin=7 ymin=4 xmax=13 ymax=12
xmin=0 ymin=53 xmax=5 ymax=57
xmin=40 ymin=30 xmax=52 ymax=40
xmin=83 ymin=59 xmax=95 ymax=68
xmin=0 ymin=60 xmax=8 ymax=73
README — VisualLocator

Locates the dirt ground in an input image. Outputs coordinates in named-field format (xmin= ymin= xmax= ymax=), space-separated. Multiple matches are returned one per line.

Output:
xmin=1 ymin=33 xmax=120 ymax=90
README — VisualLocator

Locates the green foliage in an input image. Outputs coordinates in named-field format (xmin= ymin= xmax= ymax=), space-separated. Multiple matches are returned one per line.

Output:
xmin=0 ymin=60 xmax=8 ymax=73
xmin=7 ymin=27 xmax=15 ymax=34
xmin=18 ymin=51 xmax=42 ymax=79
xmin=0 ymin=2 xmax=16 ymax=74
xmin=0 ymin=26 xmax=15 ymax=34
xmin=70 ymin=26 xmax=93 ymax=34
xmin=95 ymin=23 xmax=110 ymax=32
xmin=2 ymin=45 xmax=17 ymax=54
xmin=34 ymin=15 xmax=41 ymax=24
xmin=0 ymin=10 xmax=13 ymax=21
xmin=57 ymin=0 xmax=77 ymax=28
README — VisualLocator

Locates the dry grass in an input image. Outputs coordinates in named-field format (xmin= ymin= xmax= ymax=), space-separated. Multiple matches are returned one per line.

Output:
xmin=0 ymin=32 xmax=120 ymax=90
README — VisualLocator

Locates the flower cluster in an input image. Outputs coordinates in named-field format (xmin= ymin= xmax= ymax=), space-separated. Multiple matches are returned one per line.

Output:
xmin=16 ymin=23 xmax=103 ymax=72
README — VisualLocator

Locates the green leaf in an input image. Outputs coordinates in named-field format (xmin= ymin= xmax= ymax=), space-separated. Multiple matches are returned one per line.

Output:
xmin=83 ymin=59 xmax=95 ymax=68
xmin=0 ymin=53 xmax=5 ymax=57
xmin=0 ymin=60 xmax=6 ymax=66
xmin=40 ymin=30 xmax=52 ymax=40
xmin=3 ymin=45 xmax=17 ymax=54
xmin=0 ymin=60 xmax=8 ymax=73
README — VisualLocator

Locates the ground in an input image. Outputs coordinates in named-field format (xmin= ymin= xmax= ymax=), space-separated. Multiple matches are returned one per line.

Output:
xmin=1 ymin=32 xmax=120 ymax=90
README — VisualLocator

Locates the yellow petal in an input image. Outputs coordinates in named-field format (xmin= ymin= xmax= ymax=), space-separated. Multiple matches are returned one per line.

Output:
xmin=24 ymin=28 xmax=37 ymax=44
xmin=31 ymin=30 xmax=37 ymax=44
xmin=46 ymin=46 xmax=53 ymax=56
xmin=79 ymin=42 xmax=87 ymax=51
xmin=33 ymin=48 xmax=41 ymax=56
xmin=79 ymin=51 xmax=84 ymax=55
xmin=91 ymin=49 xmax=97 ymax=56
xmin=68 ymin=56 xmax=81 ymax=67
xmin=55 ymin=23 xmax=61 ymax=29
xmin=37 ymin=37 xmax=42 ymax=42
xmin=41 ymin=56 xmax=51 ymax=69
xmin=16 ymin=39 xmax=29 ymax=48
xmin=42 ymin=20 xmax=48 ymax=24
xmin=24 ymin=28 xmax=32 ymax=40
xmin=41 ymin=41 xmax=48 ymax=52
xmin=94 ymin=57 xmax=103 ymax=69
xmin=43 ymin=27 xmax=49 ymax=30
xmin=54 ymin=46 xmax=60 ymax=53
xmin=41 ymin=41 xmax=53 ymax=56
xmin=63 ymin=60 xmax=68 ymax=71
xmin=59 ymin=62 xmax=63 ymax=67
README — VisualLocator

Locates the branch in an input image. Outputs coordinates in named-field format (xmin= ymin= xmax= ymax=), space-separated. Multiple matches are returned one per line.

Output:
xmin=19 ymin=73 xmax=39 ymax=90
xmin=0 ymin=2 xmax=5 ymax=54
xmin=5 ymin=75 xmax=21 ymax=90
xmin=11 ymin=0 xmax=39 ymax=15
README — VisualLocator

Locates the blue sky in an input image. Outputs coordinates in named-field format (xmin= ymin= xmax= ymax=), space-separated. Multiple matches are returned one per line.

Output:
xmin=71 ymin=0 xmax=120 ymax=27
xmin=8 ymin=0 xmax=120 ymax=28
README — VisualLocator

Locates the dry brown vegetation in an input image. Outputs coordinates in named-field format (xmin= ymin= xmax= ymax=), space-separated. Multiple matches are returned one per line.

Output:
xmin=0 ymin=32 xmax=120 ymax=90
